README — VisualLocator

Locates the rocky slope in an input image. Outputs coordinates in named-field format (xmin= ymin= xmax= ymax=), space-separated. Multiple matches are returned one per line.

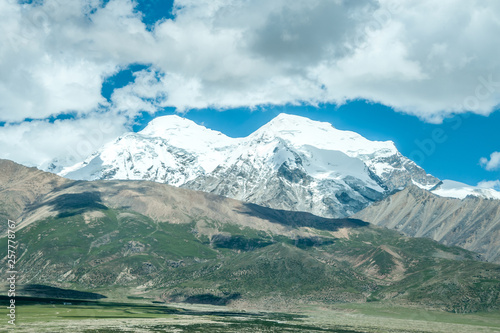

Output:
xmin=354 ymin=185 xmax=500 ymax=263
xmin=57 ymin=114 xmax=440 ymax=218
xmin=0 ymin=159 xmax=69 ymax=233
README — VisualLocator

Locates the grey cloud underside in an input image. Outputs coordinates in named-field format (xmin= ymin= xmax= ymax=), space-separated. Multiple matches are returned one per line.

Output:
xmin=249 ymin=0 xmax=378 ymax=64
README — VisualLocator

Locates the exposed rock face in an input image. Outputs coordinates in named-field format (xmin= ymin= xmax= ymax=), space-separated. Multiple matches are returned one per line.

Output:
xmin=365 ymin=153 xmax=438 ymax=191
xmin=354 ymin=185 xmax=500 ymax=263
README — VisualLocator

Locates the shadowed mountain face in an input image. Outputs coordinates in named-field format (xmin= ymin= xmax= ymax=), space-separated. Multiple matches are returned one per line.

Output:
xmin=240 ymin=202 xmax=370 ymax=231
xmin=21 ymin=284 xmax=107 ymax=300
xmin=354 ymin=185 xmax=500 ymax=263
xmin=0 ymin=160 xmax=499 ymax=313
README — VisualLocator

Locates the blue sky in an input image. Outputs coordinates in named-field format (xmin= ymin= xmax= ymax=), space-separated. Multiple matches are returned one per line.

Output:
xmin=102 ymin=0 xmax=175 ymax=28
xmin=1 ymin=0 xmax=499 ymax=188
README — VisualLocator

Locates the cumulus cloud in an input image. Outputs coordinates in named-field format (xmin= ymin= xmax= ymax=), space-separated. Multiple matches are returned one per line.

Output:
xmin=0 ymin=112 xmax=129 ymax=169
xmin=128 ymin=0 xmax=500 ymax=120
xmin=2 ymin=0 xmax=500 ymax=122
xmin=2 ymin=0 xmax=500 ymax=167
xmin=480 ymin=152 xmax=500 ymax=171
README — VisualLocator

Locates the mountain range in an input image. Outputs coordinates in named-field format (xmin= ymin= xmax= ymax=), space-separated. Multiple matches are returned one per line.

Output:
xmin=54 ymin=114 xmax=448 ymax=218
xmin=43 ymin=114 xmax=500 ymax=263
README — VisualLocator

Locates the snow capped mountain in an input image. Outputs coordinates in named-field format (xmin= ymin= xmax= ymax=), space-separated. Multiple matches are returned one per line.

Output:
xmin=431 ymin=180 xmax=500 ymax=200
xmin=138 ymin=115 xmax=236 ymax=173
xmin=59 ymin=113 xmax=443 ymax=218
xmin=61 ymin=115 xmax=235 ymax=186
xmin=61 ymin=133 xmax=203 ymax=186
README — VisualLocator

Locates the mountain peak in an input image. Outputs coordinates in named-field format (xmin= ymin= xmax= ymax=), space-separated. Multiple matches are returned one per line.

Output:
xmin=254 ymin=113 xmax=397 ymax=158
xmin=268 ymin=113 xmax=331 ymax=126
xmin=138 ymin=115 xmax=233 ymax=150
xmin=266 ymin=113 xmax=336 ymax=130
xmin=139 ymin=115 xmax=204 ymax=136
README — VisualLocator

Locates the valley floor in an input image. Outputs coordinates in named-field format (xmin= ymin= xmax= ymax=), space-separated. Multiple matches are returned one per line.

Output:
xmin=2 ymin=300 xmax=500 ymax=333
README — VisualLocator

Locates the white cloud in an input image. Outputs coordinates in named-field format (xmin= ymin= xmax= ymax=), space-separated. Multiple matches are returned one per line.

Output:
xmin=0 ymin=113 xmax=128 ymax=170
xmin=2 ymin=0 xmax=500 ymax=167
xmin=148 ymin=0 xmax=500 ymax=120
xmin=2 ymin=0 xmax=500 ymax=123
xmin=480 ymin=152 xmax=500 ymax=171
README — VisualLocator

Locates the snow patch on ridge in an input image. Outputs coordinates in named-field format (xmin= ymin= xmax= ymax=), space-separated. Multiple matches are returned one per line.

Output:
xmin=412 ymin=179 xmax=437 ymax=191
xmin=432 ymin=180 xmax=500 ymax=200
